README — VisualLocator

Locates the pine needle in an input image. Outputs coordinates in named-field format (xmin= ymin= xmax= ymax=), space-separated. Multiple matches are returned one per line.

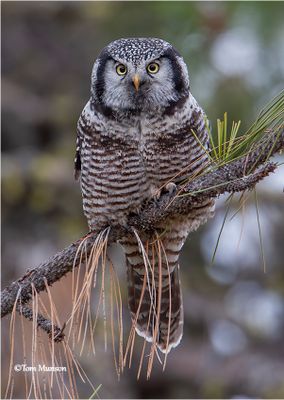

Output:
xmin=210 ymin=90 xmax=284 ymax=164
xmin=211 ymin=194 xmax=233 ymax=264
xmin=254 ymin=189 xmax=267 ymax=273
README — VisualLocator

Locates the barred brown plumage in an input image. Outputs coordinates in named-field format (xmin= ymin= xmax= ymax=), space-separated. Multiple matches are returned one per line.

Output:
xmin=75 ymin=37 xmax=215 ymax=355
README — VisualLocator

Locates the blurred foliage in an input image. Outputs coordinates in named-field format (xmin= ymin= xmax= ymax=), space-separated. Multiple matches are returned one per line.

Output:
xmin=1 ymin=2 xmax=284 ymax=399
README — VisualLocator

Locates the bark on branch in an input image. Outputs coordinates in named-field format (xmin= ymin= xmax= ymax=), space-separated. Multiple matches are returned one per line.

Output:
xmin=17 ymin=304 xmax=66 ymax=342
xmin=1 ymin=128 xmax=283 ymax=325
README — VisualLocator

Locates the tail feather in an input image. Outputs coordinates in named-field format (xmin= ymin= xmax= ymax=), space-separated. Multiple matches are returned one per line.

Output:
xmin=122 ymin=234 xmax=184 ymax=353
xmin=121 ymin=200 xmax=215 ymax=354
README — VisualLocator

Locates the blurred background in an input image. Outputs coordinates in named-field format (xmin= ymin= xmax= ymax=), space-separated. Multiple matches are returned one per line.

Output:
xmin=2 ymin=1 xmax=284 ymax=399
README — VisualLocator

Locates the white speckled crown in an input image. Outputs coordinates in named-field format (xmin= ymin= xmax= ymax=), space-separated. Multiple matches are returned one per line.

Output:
xmin=107 ymin=37 xmax=171 ymax=64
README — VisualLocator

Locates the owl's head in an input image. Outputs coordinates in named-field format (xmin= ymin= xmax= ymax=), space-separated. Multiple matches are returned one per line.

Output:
xmin=91 ymin=38 xmax=190 ymax=114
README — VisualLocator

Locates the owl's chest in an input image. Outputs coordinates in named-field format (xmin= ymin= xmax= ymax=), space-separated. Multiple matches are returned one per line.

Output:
xmin=140 ymin=118 xmax=193 ymax=182
xmin=81 ymin=125 xmax=150 ymax=224
xmin=83 ymin=132 xmax=142 ymax=175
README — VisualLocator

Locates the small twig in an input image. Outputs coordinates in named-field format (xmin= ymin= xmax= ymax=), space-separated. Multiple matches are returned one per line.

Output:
xmin=17 ymin=303 xmax=66 ymax=343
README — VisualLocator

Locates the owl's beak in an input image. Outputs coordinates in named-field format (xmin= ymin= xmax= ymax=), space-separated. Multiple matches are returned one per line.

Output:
xmin=132 ymin=74 xmax=140 ymax=92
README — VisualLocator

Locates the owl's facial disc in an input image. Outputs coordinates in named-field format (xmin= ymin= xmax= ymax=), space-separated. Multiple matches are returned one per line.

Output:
xmin=101 ymin=57 xmax=183 ymax=112
xmin=91 ymin=39 xmax=190 ymax=114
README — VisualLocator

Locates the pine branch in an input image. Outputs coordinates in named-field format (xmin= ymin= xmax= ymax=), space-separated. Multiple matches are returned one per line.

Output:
xmin=17 ymin=303 xmax=65 ymax=342
xmin=1 ymin=127 xmax=283 ymax=340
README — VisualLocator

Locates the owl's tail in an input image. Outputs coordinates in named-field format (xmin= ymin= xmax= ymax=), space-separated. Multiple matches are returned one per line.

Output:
xmin=121 ymin=232 xmax=184 ymax=354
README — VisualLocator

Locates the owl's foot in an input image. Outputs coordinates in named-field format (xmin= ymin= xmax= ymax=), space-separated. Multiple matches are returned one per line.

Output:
xmin=165 ymin=182 xmax=177 ymax=195
xmin=151 ymin=182 xmax=177 ymax=201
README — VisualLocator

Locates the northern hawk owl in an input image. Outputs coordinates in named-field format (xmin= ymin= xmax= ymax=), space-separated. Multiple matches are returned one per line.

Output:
xmin=75 ymin=38 xmax=215 ymax=353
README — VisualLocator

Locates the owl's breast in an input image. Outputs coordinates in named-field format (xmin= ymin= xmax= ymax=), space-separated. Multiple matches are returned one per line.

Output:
xmin=142 ymin=113 xmax=209 ymax=190
xmin=143 ymin=129 xmax=195 ymax=189
xmin=80 ymin=131 xmax=150 ymax=230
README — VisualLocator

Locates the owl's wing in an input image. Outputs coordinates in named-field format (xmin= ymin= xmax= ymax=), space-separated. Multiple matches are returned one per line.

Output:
xmin=74 ymin=101 xmax=98 ymax=180
xmin=74 ymin=109 xmax=89 ymax=180
xmin=74 ymin=130 xmax=82 ymax=180
xmin=203 ymin=113 xmax=212 ymax=153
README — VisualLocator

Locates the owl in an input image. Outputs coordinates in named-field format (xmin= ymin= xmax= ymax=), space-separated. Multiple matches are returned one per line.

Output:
xmin=75 ymin=38 xmax=214 ymax=353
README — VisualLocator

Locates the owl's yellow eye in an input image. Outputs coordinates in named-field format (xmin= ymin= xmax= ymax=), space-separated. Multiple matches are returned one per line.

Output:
xmin=116 ymin=64 xmax=127 ymax=76
xmin=147 ymin=62 xmax=159 ymax=74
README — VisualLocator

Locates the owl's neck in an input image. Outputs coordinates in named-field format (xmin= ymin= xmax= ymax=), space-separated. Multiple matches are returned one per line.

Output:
xmin=91 ymin=90 xmax=189 ymax=120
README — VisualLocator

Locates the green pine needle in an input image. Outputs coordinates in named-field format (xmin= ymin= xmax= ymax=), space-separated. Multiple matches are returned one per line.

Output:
xmin=89 ymin=384 xmax=102 ymax=399
xmin=209 ymin=89 xmax=284 ymax=165
xmin=211 ymin=194 xmax=233 ymax=264
xmin=205 ymin=90 xmax=283 ymax=267
xmin=254 ymin=189 xmax=266 ymax=273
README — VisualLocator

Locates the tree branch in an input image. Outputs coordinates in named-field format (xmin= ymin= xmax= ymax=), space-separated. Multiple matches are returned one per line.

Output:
xmin=1 ymin=128 xmax=283 ymax=333
xmin=17 ymin=304 xmax=65 ymax=342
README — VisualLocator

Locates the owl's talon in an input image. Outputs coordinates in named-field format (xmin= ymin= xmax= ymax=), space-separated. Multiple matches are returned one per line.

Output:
xmin=152 ymin=189 xmax=162 ymax=202
xmin=151 ymin=182 xmax=177 ymax=202
xmin=165 ymin=182 xmax=177 ymax=195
